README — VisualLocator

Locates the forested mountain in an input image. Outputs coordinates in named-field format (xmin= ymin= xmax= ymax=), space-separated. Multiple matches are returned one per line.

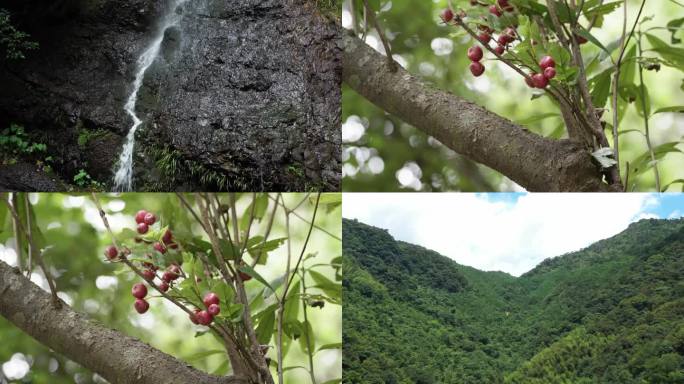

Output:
xmin=343 ymin=218 xmax=684 ymax=383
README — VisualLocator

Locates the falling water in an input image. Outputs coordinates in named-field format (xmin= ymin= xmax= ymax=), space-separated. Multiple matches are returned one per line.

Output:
xmin=113 ymin=0 xmax=187 ymax=191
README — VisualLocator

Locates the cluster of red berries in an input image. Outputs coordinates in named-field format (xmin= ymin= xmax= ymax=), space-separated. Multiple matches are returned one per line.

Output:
xmin=134 ymin=209 xmax=177 ymax=253
xmin=440 ymin=1 xmax=565 ymax=89
xmin=189 ymin=292 xmax=222 ymax=326
xmin=132 ymin=282 xmax=149 ymax=314
xmin=525 ymin=56 xmax=556 ymax=88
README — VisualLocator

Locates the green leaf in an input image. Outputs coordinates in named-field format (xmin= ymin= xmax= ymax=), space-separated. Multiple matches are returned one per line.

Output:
xmin=247 ymin=237 xmax=286 ymax=265
xmin=630 ymin=142 xmax=684 ymax=177
xmin=308 ymin=270 xmax=341 ymax=302
xmin=283 ymin=280 xmax=301 ymax=323
xmin=576 ymin=27 xmax=609 ymax=53
xmin=645 ymin=34 xmax=684 ymax=70
xmin=238 ymin=265 xmax=275 ymax=293
xmin=255 ymin=306 xmax=276 ymax=344
xmin=619 ymin=45 xmax=637 ymax=86
xmin=588 ymin=67 xmax=614 ymax=109
xmin=661 ymin=179 xmax=684 ymax=192
xmin=298 ymin=320 xmax=315 ymax=354
xmin=317 ymin=342 xmax=342 ymax=352
xmin=666 ymin=17 xmax=684 ymax=44
xmin=654 ymin=106 xmax=684 ymax=114
xmin=212 ymin=360 xmax=229 ymax=376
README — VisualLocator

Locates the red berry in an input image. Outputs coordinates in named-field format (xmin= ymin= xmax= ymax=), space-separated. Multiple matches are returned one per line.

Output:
xmin=504 ymin=27 xmax=517 ymax=40
xmin=159 ymin=281 xmax=169 ymax=292
xmin=196 ymin=310 xmax=213 ymax=325
xmin=497 ymin=34 xmax=510 ymax=46
xmin=137 ymin=223 xmax=149 ymax=234
xmin=478 ymin=32 xmax=491 ymax=44
xmin=469 ymin=61 xmax=485 ymax=76
xmin=539 ymin=56 xmax=556 ymax=70
xmin=467 ymin=46 xmax=483 ymax=62
xmin=168 ymin=242 xmax=178 ymax=249
xmin=208 ymin=304 xmax=220 ymax=316
xmin=134 ymin=298 xmax=149 ymax=314
xmin=489 ymin=5 xmax=502 ymax=17
xmin=161 ymin=230 xmax=173 ymax=245
xmin=525 ymin=74 xmax=536 ymax=88
xmin=470 ymin=0 xmax=478 ymax=5
xmin=104 ymin=245 xmax=118 ymax=260
xmin=239 ymin=271 xmax=253 ymax=282
xmin=162 ymin=271 xmax=174 ymax=282
xmin=132 ymin=283 xmax=147 ymax=299
xmin=575 ymin=35 xmax=588 ymax=44
xmin=543 ymin=67 xmax=557 ymax=80
xmin=532 ymin=73 xmax=549 ymax=88
xmin=203 ymin=292 xmax=220 ymax=307
xmin=189 ymin=308 xmax=200 ymax=324
xmin=135 ymin=210 xmax=148 ymax=224
xmin=167 ymin=265 xmax=181 ymax=280
xmin=499 ymin=0 xmax=514 ymax=11
xmin=142 ymin=269 xmax=155 ymax=281
xmin=494 ymin=44 xmax=505 ymax=55
xmin=440 ymin=9 xmax=454 ymax=23
xmin=153 ymin=242 xmax=166 ymax=254
xmin=143 ymin=213 xmax=156 ymax=225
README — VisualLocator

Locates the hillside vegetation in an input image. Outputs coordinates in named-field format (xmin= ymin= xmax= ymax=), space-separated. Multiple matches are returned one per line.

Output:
xmin=343 ymin=218 xmax=684 ymax=383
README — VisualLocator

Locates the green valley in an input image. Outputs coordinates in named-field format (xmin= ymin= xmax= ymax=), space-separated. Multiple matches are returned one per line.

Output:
xmin=343 ymin=218 xmax=684 ymax=383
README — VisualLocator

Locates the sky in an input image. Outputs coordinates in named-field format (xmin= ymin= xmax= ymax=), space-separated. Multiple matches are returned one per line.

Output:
xmin=343 ymin=193 xmax=684 ymax=276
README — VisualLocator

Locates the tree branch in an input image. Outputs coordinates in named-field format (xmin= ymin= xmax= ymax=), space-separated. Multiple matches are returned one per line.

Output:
xmin=343 ymin=31 xmax=612 ymax=191
xmin=0 ymin=260 xmax=246 ymax=384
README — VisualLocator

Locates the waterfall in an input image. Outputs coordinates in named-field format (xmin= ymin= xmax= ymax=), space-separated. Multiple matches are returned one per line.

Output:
xmin=113 ymin=0 xmax=187 ymax=191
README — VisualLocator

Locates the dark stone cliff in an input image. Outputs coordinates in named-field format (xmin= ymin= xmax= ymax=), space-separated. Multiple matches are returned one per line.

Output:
xmin=0 ymin=0 xmax=341 ymax=191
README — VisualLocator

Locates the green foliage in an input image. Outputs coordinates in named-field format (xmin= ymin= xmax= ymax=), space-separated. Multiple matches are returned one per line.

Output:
xmin=343 ymin=218 xmax=684 ymax=383
xmin=0 ymin=124 xmax=46 ymax=157
xmin=0 ymin=193 xmax=342 ymax=383
xmin=0 ymin=9 xmax=38 ymax=59
xmin=72 ymin=169 xmax=103 ymax=190
xmin=147 ymin=145 xmax=252 ymax=191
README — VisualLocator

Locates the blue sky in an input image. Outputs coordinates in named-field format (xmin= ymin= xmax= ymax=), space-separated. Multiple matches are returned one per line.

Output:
xmin=343 ymin=193 xmax=683 ymax=276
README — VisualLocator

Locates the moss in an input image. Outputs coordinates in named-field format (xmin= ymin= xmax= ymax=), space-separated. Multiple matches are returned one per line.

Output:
xmin=315 ymin=0 xmax=341 ymax=21
xmin=77 ymin=127 xmax=110 ymax=149
xmin=146 ymin=144 xmax=252 ymax=191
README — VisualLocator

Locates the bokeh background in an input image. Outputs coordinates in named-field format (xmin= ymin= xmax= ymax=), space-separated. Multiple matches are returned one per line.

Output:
xmin=342 ymin=0 xmax=684 ymax=192
xmin=0 ymin=193 xmax=341 ymax=383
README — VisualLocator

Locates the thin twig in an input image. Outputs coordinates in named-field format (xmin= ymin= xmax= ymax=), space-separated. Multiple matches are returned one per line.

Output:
xmin=611 ymin=0 xmax=629 ymax=178
xmin=23 ymin=194 xmax=59 ymax=306
xmin=276 ymin=212 xmax=292 ymax=384
xmin=362 ymin=0 xmax=397 ymax=71
xmin=636 ymin=35 xmax=661 ymax=191
xmin=283 ymin=194 xmax=321 ymax=299
xmin=9 ymin=194 xmax=22 ymax=273
xmin=267 ymin=195 xmax=341 ymax=241
xmin=251 ymin=193 xmax=281 ymax=268
xmin=300 ymin=264 xmax=317 ymax=384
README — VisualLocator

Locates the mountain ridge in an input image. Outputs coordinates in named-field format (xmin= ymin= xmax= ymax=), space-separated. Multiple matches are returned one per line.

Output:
xmin=343 ymin=217 xmax=684 ymax=383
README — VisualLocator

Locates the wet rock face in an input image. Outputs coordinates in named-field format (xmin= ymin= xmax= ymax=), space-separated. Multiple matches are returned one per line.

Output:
xmin=0 ymin=0 xmax=341 ymax=191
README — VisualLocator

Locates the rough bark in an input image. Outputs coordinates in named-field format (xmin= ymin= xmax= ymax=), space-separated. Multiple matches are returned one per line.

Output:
xmin=343 ymin=31 xmax=611 ymax=192
xmin=0 ymin=260 xmax=247 ymax=384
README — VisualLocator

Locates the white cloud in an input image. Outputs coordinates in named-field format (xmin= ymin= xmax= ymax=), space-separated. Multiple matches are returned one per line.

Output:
xmin=343 ymin=193 xmax=659 ymax=276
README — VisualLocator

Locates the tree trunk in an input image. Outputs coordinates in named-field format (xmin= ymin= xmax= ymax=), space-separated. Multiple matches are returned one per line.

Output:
xmin=343 ymin=31 xmax=611 ymax=192
xmin=0 ymin=260 xmax=247 ymax=384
